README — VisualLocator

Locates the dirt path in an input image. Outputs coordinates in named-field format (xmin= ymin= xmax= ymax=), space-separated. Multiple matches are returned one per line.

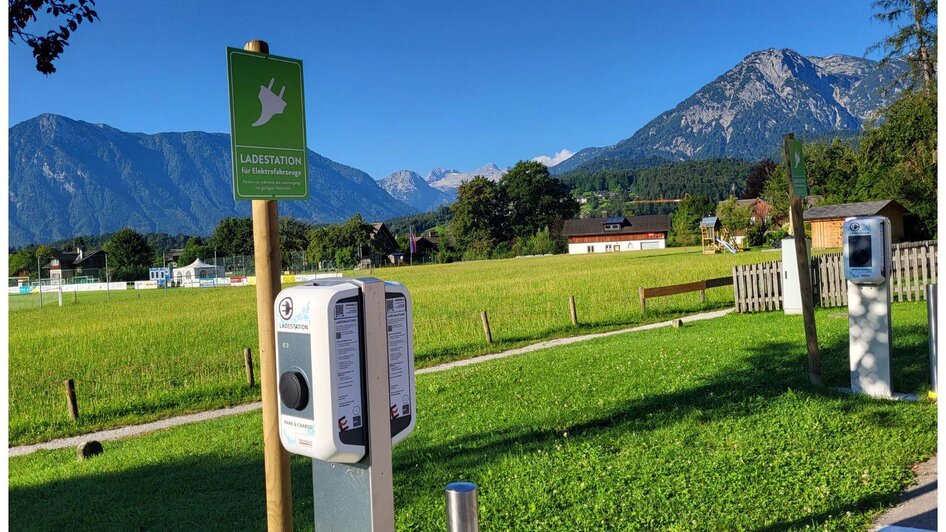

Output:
xmin=10 ymin=307 xmax=735 ymax=457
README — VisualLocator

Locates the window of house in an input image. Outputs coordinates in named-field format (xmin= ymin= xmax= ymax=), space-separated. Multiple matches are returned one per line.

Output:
xmin=587 ymin=245 xmax=594 ymax=253
xmin=605 ymin=245 xmax=612 ymax=251
xmin=604 ymin=224 xmax=621 ymax=231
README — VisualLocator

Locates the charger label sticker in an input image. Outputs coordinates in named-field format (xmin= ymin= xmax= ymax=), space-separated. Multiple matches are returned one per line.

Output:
xmin=332 ymin=300 xmax=364 ymax=445
xmin=386 ymin=296 xmax=414 ymax=438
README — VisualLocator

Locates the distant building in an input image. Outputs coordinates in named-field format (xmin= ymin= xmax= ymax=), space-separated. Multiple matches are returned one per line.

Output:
xmin=173 ymin=259 xmax=222 ymax=285
xmin=562 ymin=215 xmax=671 ymax=254
xmin=47 ymin=247 xmax=108 ymax=282
xmin=803 ymin=200 xmax=906 ymax=249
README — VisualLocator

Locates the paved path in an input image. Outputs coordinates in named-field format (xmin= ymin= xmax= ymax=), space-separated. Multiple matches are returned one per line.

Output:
xmin=873 ymin=455 xmax=937 ymax=532
xmin=10 ymin=308 xmax=735 ymax=457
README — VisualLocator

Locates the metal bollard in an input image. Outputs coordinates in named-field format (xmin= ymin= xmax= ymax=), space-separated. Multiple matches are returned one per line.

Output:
xmin=927 ymin=284 xmax=937 ymax=394
xmin=445 ymin=482 xmax=479 ymax=532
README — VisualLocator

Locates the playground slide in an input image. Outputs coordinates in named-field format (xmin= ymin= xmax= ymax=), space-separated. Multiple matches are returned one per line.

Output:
xmin=716 ymin=238 xmax=738 ymax=254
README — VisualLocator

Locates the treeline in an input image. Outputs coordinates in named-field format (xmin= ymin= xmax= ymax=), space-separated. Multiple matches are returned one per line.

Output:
xmin=558 ymin=158 xmax=752 ymax=199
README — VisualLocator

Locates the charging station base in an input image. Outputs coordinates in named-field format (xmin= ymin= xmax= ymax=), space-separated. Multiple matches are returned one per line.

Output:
xmin=848 ymin=281 xmax=893 ymax=398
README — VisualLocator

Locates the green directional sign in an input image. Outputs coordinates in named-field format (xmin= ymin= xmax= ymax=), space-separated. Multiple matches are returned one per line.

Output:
xmin=227 ymin=47 xmax=309 ymax=200
xmin=785 ymin=138 xmax=808 ymax=197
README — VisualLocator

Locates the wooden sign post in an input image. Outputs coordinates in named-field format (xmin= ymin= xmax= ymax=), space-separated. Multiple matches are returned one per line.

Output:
xmin=229 ymin=38 xmax=309 ymax=531
xmin=783 ymin=133 xmax=822 ymax=386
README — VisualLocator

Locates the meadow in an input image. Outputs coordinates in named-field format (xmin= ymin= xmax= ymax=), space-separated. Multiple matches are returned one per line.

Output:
xmin=8 ymin=302 xmax=936 ymax=530
xmin=8 ymin=247 xmax=785 ymax=445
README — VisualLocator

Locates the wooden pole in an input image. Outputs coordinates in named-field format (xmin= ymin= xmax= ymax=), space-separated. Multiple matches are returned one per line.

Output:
xmin=244 ymin=347 xmax=255 ymax=388
xmin=480 ymin=310 xmax=493 ymax=344
xmin=245 ymin=39 xmax=293 ymax=532
xmin=639 ymin=287 xmax=647 ymax=312
xmin=783 ymin=133 xmax=822 ymax=386
xmin=568 ymin=295 xmax=578 ymax=326
xmin=64 ymin=379 xmax=78 ymax=421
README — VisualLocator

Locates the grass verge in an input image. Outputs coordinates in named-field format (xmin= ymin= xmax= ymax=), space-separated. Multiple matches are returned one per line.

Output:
xmin=9 ymin=302 xmax=935 ymax=530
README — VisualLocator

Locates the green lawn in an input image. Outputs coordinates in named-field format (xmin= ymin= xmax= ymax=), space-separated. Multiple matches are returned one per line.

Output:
xmin=9 ymin=302 xmax=936 ymax=530
xmin=10 ymin=247 xmax=768 ymax=445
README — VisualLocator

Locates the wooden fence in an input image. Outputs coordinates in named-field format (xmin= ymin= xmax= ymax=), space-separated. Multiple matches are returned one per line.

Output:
xmin=734 ymin=241 xmax=937 ymax=312
xmin=732 ymin=261 xmax=783 ymax=313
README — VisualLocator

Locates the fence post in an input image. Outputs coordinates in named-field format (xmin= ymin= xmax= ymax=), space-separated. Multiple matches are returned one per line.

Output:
xmin=73 ymin=289 xmax=78 ymax=304
xmin=639 ymin=287 xmax=646 ymax=312
xmin=64 ymin=379 xmax=79 ymax=421
xmin=480 ymin=311 xmax=493 ymax=344
xmin=244 ymin=347 xmax=255 ymax=387
xmin=568 ymin=296 xmax=578 ymax=326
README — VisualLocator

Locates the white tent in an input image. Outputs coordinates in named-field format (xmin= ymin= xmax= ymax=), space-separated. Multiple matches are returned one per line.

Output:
xmin=173 ymin=258 xmax=222 ymax=285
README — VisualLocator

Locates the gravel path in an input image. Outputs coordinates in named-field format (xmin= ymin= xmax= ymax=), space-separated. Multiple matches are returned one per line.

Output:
xmin=10 ymin=307 xmax=735 ymax=457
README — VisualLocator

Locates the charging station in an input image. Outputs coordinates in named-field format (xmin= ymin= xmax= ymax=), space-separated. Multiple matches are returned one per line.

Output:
xmin=275 ymin=277 xmax=416 ymax=531
xmin=843 ymin=216 xmax=893 ymax=398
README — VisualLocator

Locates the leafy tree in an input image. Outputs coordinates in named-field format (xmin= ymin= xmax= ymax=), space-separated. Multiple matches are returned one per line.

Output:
xmin=716 ymin=196 xmax=753 ymax=240
xmin=867 ymin=0 xmax=937 ymax=91
xmin=858 ymin=89 xmax=937 ymax=238
xmin=210 ymin=217 xmax=253 ymax=258
xmin=803 ymin=138 xmax=861 ymax=203
xmin=304 ymin=214 xmax=376 ymax=268
xmin=742 ymin=159 xmax=776 ymax=199
xmin=103 ymin=227 xmax=153 ymax=281
xmin=279 ymin=217 xmax=313 ymax=270
xmin=9 ymin=0 xmax=100 ymax=75
xmin=448 ymin=176 xmax=510 ymax=251
xmin=176 ymin=236 xmax=212 ymax=268
xmin=9 ymin=248 xmax=36 ymax=277
xmin=669 ymin=194 xmax=714 ymax=246
xmin=501 ymin=161 xmax=579 ymax=238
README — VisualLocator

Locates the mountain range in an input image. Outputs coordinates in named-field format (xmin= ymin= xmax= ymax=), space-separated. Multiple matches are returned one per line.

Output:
xmin=550 ymin=49 xmax=906 ymax=174
xmin=10 ymin=48 xmax=907 ymax=246
xmin=9 ymin=114 xmax=414 ymax=247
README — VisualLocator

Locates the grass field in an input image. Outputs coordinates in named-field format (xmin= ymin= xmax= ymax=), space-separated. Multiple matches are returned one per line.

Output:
xmin=10 ymin=247 xmax=770 ymax=445
xmin=9 ymin=302 xmax=935 ymax=530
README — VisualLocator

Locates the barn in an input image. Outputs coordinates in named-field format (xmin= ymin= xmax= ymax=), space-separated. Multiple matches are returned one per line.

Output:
xmin=803 ymin=200 xmax=906 ymax=250
xmin=562 ymin=215 xmax=671 ymax=254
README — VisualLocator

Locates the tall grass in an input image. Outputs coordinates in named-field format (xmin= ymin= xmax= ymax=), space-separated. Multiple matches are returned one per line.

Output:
xmin=10 ymin=247 xmax=767 ymax=444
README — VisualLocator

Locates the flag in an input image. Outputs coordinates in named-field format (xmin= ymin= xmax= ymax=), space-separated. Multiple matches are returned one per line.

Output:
xmin=409 ymin=231 xmax=417 ymax=254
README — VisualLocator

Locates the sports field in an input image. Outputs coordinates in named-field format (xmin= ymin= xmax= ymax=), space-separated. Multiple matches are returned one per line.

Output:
xmin=10 ymin=247 xmax=767 ymax=445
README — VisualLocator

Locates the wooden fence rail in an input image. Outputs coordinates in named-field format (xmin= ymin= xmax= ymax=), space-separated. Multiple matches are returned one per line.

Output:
xmin=734 ymin=241 xmax=937 ymax=312
xmin=639 ymin=276 xmax=732 ymax=311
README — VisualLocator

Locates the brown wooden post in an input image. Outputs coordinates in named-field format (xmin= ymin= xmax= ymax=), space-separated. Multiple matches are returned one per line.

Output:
xmin=64 ymin=379 xmax=78 ymax=421
xmin=639 ymin=287 xmax=646 ymax=312
xmin=699 ymin=289 xmax=706 ymax=303
xmin=784 ymin=133 xmax=821 ymax=386
xmin=244 ymin=347 xmax=255 ymax=388
xmin=245 ymin=39 xmax=293 ymax=532
xmin=480 ymin=310 xmax=493 ymax=344
xmin=568 ymin=295 xmax=578 ymax=326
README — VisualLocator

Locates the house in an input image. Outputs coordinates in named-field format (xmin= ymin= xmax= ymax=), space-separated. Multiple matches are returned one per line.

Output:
xmin=562 ymin=215 xmax=671 ymax=254
xmin=803 ymin=200 xmax=906 ymax=249
xmin=47 ymin=248 xmax=108 ymax=283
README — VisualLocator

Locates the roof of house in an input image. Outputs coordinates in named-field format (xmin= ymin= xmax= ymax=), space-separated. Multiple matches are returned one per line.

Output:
xmin=73 ymin=249 xmax=106 ymax=266
xmin=701 ymin=216 xmax=720 ymax=228
xmin=562 ymin=215 xmax=671 ymax=237
xmin=803 ymin=200 xmax=905 ymax=221
xmin=49 ymin=252 xmax=80 ymax=267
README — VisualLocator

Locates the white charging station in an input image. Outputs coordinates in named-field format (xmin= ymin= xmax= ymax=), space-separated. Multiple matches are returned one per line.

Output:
xmin=275 ymin=278 xmax=416 ymax=460
xmin=274 ymin=277 xmax=416 ymax=531
xmin=843 ymin=216 xmax=893 ymax=398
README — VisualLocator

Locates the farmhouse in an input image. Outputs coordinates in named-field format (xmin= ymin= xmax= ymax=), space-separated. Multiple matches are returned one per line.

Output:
xmin=803 ymin=200 xmax=906 ymax=249
xmin=562 ymin=215 xmax=671 ymax=254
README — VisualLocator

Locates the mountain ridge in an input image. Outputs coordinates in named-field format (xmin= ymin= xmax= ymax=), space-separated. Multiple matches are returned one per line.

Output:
xmin=9 ymin=114 xmax=414 ymax=247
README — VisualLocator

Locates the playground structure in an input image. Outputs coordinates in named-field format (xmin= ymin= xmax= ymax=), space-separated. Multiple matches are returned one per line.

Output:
xmin=700 ymin=216 xmax=739 ymax=254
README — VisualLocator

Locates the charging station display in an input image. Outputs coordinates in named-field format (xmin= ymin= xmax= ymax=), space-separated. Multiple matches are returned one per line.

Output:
xmin=275 ymin=279 xmax=416 ymax=463
xmin=843 ymin=217 xmax=887 ymax=285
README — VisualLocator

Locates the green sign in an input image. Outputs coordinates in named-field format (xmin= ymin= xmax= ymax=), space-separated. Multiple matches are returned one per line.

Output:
xmin=227 ymin=48 xmax=309 ymax=200
xmin=785 ymin=139 xmax=808 ymax=197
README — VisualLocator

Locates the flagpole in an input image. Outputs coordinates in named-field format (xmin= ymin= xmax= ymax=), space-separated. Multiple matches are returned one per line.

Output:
xmin=409 ymin=226 xmax=413 ymax=266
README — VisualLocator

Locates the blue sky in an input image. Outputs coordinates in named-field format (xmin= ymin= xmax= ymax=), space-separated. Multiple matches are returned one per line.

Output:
xmin=9 ymin=1 xmax=890 ymax=178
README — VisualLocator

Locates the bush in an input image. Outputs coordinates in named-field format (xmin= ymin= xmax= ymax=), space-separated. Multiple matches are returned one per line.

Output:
xmin=764 ymin=228 xmax=789 ymax=248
